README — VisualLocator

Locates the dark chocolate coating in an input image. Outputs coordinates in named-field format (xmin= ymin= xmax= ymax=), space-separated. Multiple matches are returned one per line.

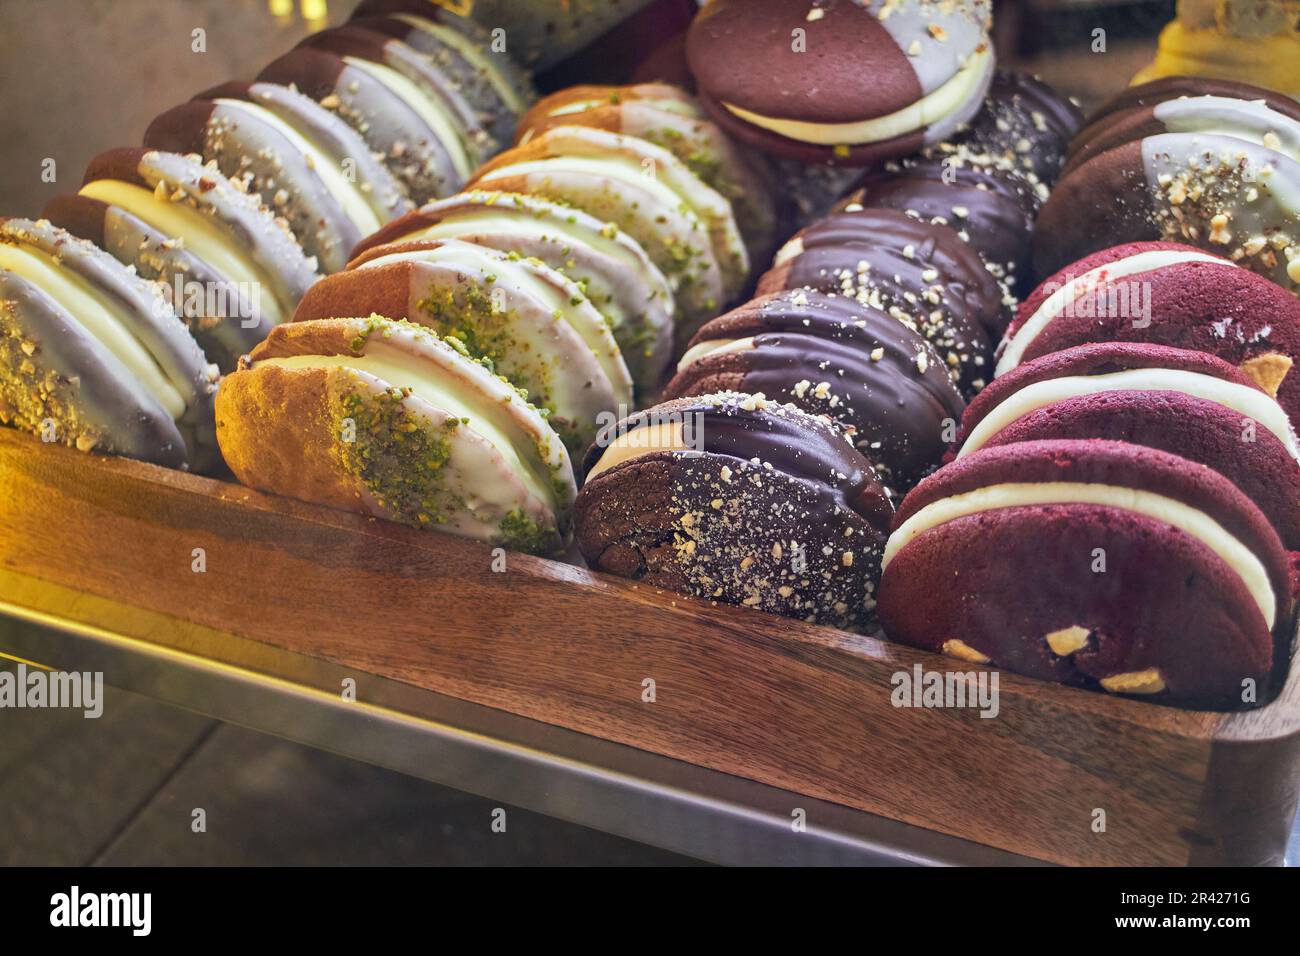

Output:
xmin=576 ymin=393 xmax=893 ymax=631
xmin=959 ymin=70 xmax=1082 ymax=185
xmin=665 ymin=290 xmax=964 ymax=491
xmin=757 ymin=207 xmax=1005 ymax=393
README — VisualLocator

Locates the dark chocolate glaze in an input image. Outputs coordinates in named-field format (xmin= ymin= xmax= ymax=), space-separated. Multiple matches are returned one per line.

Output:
xmin=757 ymin=207 xmax=1004 ymax=393
xmin=959 ymin=70 xmax=1083 ymax=185
xmin=584 ymin=392 xmax=892 ymax=531
xmin=667 ymin=290 xmax=964 ymax=491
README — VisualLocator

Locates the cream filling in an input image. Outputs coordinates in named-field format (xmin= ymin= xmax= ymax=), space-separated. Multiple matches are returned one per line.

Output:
xmin=722 ymin=46 xmax=992 ymax=146
xmin=255 ymin=348 xmax=556 ymax=510
xmin=344 ymin=56 xmax=472 ymax=180
xmin=357 ymin=244 xmax=632 ymax=402
xmin=79 ymin=178 xmax=286 ymax=325
xmin=585 ymin=421 xmax=690 ymax=481
xmin=883 ymin=481 xmax=1277 ymax=628
xmin=546 ymin=96 xmax=699 ymax=120
xmin=214 ymin=98 xmax=382 ymax=236
xmin=961 ymin=369 xmax=1300 ymax=459
xmin=397 ymin=13 xmax=526 ymax=114
xmin=0 ymin=244 xmax=185 ymax=417
xmin=478 ymin=154 xmax=699 ymax=230
xmin=676 ymin=336 xmax=756 ymax=373
xmin=995 ymin=250 xmax=1228 ymax=375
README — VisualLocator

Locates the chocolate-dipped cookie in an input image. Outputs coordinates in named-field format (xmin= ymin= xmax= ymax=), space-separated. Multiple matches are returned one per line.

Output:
xmin=997 ymin=241 xmax=1300 ymax=422
xmin=686 ymin=0 xmax=994 ymax=166
xmin=298 ymin=24 xmax=494 ymax=164
xmin=1037 ymin=91 xmax=1300 ymax=291
xmin=575 ymin=392 xmax=894 ymax=630
xmin=258 ymin=46 xmax=465 ymax=205
xmin=959 ymin=342 xmax=1300 ymax=550
xmin=515 ymin=83 xmax=778 ymax=263
xmin=216 ymin=316 xmax=576 ymax=556
xmin=347 ymin=10 xmax=534 ymax=146
xmin=350 ymin=190 xmax=674 ymax=395
xmin=0 ymin=218 xmax=219 ymax=470
xmin=470 ymin=125 xmax=748 ymax=330
xmin=665 ymin=289 xmax=964 ymax=492
xmin=295 ymin=237 xmax=632 ymax=455
xmin=45 ymin=148 xmax=322 ymax=372
xmin=878 ymin=439 xmax=1294 ymax=709
xmin=758 ymin=206 xmax=1007 ymax=393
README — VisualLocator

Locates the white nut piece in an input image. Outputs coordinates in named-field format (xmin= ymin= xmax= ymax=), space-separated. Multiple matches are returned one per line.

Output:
xmin=942 ymin=639 xmax=990 ymax=664
xmin=1099 ymin=669 xmax=1166 ymax=695
xmin=1045 ymin=625 xmax=1091 ymax=657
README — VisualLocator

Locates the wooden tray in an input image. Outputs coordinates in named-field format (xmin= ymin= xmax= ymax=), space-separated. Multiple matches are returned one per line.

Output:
xmin=1 ymin=427 xmax=1297 ymax=866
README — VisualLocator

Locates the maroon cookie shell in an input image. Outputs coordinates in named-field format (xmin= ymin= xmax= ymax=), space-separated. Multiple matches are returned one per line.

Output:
xmin=664 ymin=288 xmax=964 ymax=492
xmin=687 ymin=0 xmax=994 ymax=166
xmin=758 ymin=206 xmax=1007 ymax=393
xmin=958 ymin=341 xmax=1300 ymax=551
xmin=999 ymin=241 xmax=1300 ymax=422
xmin=877 ymin=439 xmax=1294 ymax=709
xmin=575 ymin=392 xmax=894 ymax=631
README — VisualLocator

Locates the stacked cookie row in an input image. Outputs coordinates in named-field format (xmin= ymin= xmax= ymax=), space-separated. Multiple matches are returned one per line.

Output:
xmin=877 ymin=235 xmax=1300 ymax=709
xmin=570 ymin=69 xmax=1082 ymax=629
xmin=214 ymin=80 xmax=770 ymax=555
xmin=0 ymin=0 xmax=537 ymax=472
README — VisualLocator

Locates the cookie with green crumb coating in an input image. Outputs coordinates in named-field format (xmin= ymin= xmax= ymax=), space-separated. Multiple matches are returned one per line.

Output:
xmin=295 ymin=237 xmax=633 ymax=456
xmin=350 ymin=190 xmax=675 ymax=396
xmin=0 ymin=217 xmax=219 ymax=471
xmin=468 ymin=125 xmax=746 ymax=339
xmin=215 ymin=315 xmax=576 ymax=556
xmin=515 ymin=84 xmax=777 ymax=264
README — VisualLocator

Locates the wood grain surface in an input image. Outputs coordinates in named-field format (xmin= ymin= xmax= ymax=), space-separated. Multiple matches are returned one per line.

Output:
xmin=1 ymin=428 xmax=1296 ymax=866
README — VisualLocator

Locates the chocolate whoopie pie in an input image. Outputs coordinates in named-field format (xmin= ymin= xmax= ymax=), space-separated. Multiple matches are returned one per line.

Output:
xmin=294 ymin=237 xmax=633 ymax=455
xmin=515 ymin=83 xmax=778 ymax=262
xmin=469 ymin=125 xmax=748 ymax=330
xmin=145 ymin=81 xmax=413 ymax=273
xmin=1037 ymin=82 xmax=1300 ymax=291
xmin=349 ymin=190 xmax=675 ymax=395
xmin=45 ymin=148 xmax=322 ymax=372
xmin=843 ymin=71 xmax=1080 ymax=294
xmin=575 ymin=392 xmax=894 ymax=630
xmin=0 ymin=218 xmax=218 ymax=470
xmin=665 ymin=289 xmax=964 ymax=492
xmin=686 ymin=0 xmax=994 ymax=166
xmin=878 ymin=439 xmax=1295 ymax=709
xmin=217 ymin=316 xmax=576 ymax=556
xmin=959 ymin=342 xmax=1300 ymax=551
xmin=758 ymin=206 xmax=1008 ymax=393
xmin=997 ymin=241 xmax=1300 ymax=422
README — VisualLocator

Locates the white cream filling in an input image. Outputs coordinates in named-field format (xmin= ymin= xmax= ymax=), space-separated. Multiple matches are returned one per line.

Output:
xmin=676 ymin=336 xmax=756 ymax=373
xmin=255 ymin=348 xmax=556 ymax=510
xmin=344 ymin=56 xmax=472 ymax=180
xmin=397 ymin=13 xmax=526 ymax=114
xmin=995 ymin=250 xmax=1229 ymax=375
xmin=722 ymin=46 xmax=992 ymax=146
xmin=961 ymin=369 xmax=1300 ymax=458
xmin=478 ymin=155 xmax=697 ymax=229
xmin=357 ymin=244 xmax=632 ymax=403
xmin=79 ymin=178 xmax=286 ymax=325
xmin=545 ymin=96 xmax=699 ymax=120
xmin=214 ymin=98 xmax=381 ymax=236
xmin=883 ymin=481 xmax=1277 ymax=628
xmin=0 ymin=244 xmax=185 ymax=417
xmin=585 ymin=421 xmax=690 ymax=481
